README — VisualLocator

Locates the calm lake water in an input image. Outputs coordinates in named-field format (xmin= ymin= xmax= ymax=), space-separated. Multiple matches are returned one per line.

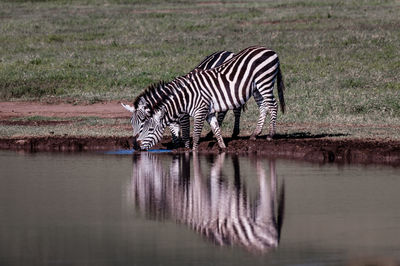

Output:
xmin=1 ymin=150 xmax=399 ymax=266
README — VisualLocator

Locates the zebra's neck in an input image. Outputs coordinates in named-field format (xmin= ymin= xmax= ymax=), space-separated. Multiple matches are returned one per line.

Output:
xmin=152 ymin=75 xmax=197 ymax=123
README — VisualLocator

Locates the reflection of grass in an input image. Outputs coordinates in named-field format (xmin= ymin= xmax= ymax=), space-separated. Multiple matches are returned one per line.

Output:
xmin=0 ymin=0 xmax=399 ymax=139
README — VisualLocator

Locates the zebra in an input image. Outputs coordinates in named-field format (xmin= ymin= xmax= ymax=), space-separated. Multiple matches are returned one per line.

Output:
xmin=122 ymin=50 xmax=244 ymax=148
xmin=128 ymin=152 xmax=285 ymax=252
xmin=135 ymin=46 xmax=285 ymax=151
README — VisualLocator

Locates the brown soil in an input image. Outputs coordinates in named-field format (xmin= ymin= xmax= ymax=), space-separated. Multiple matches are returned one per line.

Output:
xmin=0 ymin=101 xmax=131 ymax=119
xmin=1 ymin=101 xmax=400 ymax=166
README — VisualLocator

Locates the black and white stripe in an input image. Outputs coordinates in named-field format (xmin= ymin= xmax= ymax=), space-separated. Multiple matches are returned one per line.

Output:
xmin=136 ymin=46 xmax=285 ymax=151
xmin=194 ymin=50 xmax=235 ymax=71
xmin=129 ymin=153 xmax=284 ymax=252
xmin=122 ymin=51 xmax=238 ymax=148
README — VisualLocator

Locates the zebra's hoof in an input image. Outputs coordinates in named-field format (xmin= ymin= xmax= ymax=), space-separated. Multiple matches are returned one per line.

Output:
xmin=250 ymin=135 xmax=257 ymax=141
xmin=266 ymin=135 xmax=274 ymax=141
xmin=219 ymin=143 xmax=226 ymax=150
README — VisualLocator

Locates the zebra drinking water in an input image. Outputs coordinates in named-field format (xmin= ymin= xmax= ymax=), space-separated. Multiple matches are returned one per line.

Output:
xmin=135 ymin=46 xmax=285 ymax=151
xmin=122 ymin=50 xmax=243 ymax=148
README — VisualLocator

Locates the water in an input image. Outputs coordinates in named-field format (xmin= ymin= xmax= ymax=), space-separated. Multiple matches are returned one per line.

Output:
xmin=1 ymin=151 xmax=399 ymax=266
xmin=104 ymin=149 xmax=172 ymax=155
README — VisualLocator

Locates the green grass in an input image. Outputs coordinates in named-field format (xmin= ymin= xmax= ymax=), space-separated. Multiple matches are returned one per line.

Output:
xmin=0 ymin=0 xmax=399 ymax=137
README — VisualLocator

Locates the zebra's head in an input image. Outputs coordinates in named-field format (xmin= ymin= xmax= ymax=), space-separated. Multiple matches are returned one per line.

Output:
xmin=121 ymin=101 xmax=152 ymax=138
xmin=135 ymin=109 xmax=167 ymax=150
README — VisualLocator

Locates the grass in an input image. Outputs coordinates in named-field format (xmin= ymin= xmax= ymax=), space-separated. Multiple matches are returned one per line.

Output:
xmin=0 ymin=0 xmax=399 ymax=139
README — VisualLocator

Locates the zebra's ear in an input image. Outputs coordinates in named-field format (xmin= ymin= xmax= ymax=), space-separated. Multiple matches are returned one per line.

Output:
xmin=121 ymin=103 xmax=135 ymax=113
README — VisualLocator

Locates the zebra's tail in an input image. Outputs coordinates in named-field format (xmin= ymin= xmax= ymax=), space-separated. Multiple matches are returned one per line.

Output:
xmin=277 ymin=180 xmax=285 ymax=243
xmin=277 ymin=65 xmax=286 ymax=114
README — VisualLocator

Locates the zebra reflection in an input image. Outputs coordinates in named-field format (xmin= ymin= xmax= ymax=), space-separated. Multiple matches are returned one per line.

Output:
xmin=128 ymin=153 xmax=284 ymax=252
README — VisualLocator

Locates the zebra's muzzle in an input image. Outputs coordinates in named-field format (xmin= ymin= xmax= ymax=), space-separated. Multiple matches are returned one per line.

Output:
xmin=136 ymin=140 xmax=143 ymax=150
xmin=132 ymin=136 xmax=141 ymax=150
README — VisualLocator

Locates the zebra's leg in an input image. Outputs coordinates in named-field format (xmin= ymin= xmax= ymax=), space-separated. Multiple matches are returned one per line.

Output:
xmin=192 ymin=110 xmax=208 ymax=152
xmin=205 ymin=111 xmax=227 ymax=139
xmin=267 ymin=100 xmax=278 ymax=139
xmin=180 ymin=113 xmax=191 ymax=148
xmin=206 ymin=113 xmax=226 ymax=149
xmin=232 ymin=108 xmax=241 ymax=138
xmin=251 ymin=86 xmax=278 ymax=140
xmin=217 ymin=111 xmax=227 ymax=126
xmin=169 ymin=122 xmax=181 ymax=146
xmin=250 ymin=89 xmax=268 ymax=140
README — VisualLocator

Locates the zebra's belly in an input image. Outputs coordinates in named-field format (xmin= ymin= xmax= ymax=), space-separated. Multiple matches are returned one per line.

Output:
xmin=210 ymin=92 xmax=249 ymax=113
xmin=205 ymin=76 xmax=253 ymax=113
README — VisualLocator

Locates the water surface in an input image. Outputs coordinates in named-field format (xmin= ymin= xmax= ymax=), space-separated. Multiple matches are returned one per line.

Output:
xmin=1 ymin=151 xmax=399 ymax=265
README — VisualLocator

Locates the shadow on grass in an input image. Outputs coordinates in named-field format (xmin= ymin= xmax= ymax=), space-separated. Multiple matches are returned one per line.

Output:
xmin=264 ymin=132 xmax=349 ymax=140
xmin=222 ymin=132 xmax=349 ymax=144
xmin=162 ymin=132 xmax=349 ymax=149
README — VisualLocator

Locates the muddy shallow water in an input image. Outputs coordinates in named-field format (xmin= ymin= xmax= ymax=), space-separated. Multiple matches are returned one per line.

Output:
xmin=1 ymin=151 xmax=399 ymax=265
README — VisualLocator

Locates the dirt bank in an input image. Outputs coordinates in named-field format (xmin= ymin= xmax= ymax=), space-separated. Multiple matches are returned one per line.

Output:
xmin=1 ymin=101 xmax=399 ymax=166
xmin=1 ymin=135 xmax=399 ymax=166
xmin=0 ymin=101 xmax=130 ymax=119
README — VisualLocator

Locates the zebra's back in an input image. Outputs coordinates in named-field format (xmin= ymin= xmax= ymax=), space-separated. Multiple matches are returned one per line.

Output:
xmin=195 ymin=51 xmax=235 ymax=70
xmin=189 ymin=46 xmax=280 ymax=113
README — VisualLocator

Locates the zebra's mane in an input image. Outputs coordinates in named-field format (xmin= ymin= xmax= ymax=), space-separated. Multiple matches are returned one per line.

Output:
xmin=133 ymin=81 xmax=173 ymax=109
xmin=132 ymin=78 xmax=186 ymax=118
xmin=149 ymin=78 xmax=186 ymax=116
